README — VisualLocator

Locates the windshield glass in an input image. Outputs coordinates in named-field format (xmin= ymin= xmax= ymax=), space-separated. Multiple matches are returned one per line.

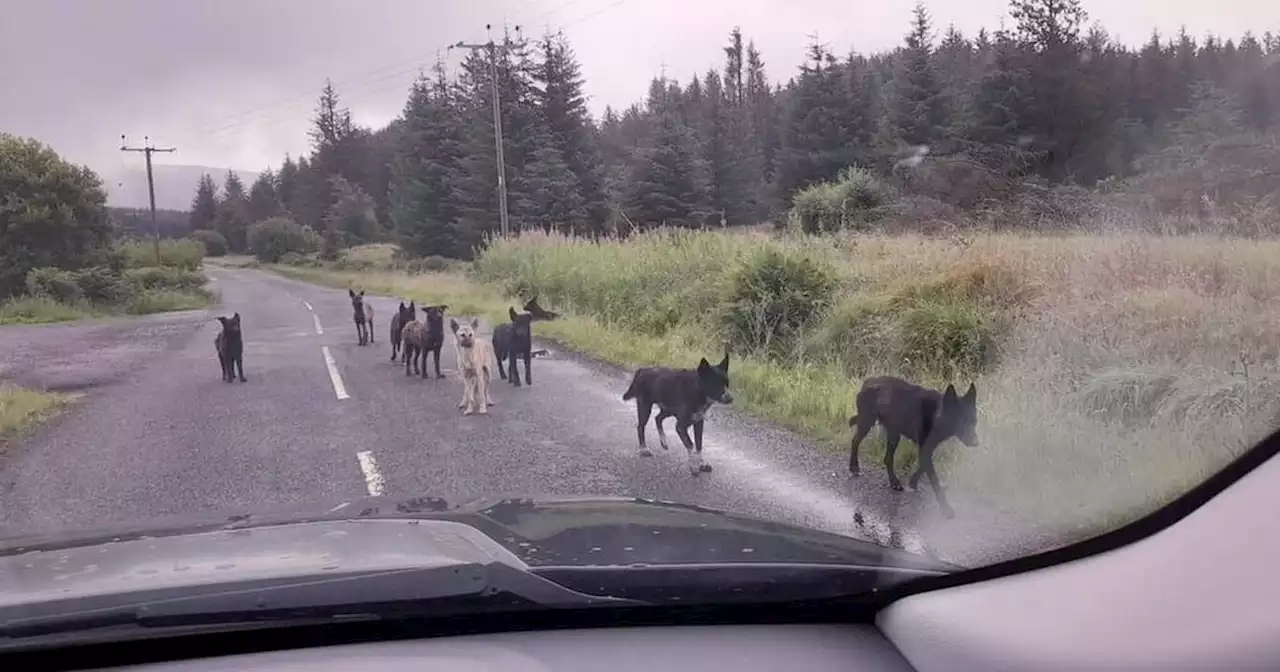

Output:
xmin=0 ymin=0 xmax=1275 ymax=621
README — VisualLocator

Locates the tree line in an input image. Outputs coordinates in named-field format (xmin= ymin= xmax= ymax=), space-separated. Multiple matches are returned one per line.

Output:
xmin=188 ymin=0 xmax=1280 ymax=258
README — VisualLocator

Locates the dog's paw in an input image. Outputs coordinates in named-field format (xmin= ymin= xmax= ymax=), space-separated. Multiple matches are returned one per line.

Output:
xmin=889 ymin=481 xmax=904 ymax=492
xmin=238 ymin=377 xmax=247 ymax=383
xmin=463 ymin=408 xmax=474 ymax=416
xmin=457 ymin=401 xmax=467 ymax=409
xmin=699 ymin=463 xmax=713 ymax=473
xmin=638 ymin=449 xmax=653 ymax=457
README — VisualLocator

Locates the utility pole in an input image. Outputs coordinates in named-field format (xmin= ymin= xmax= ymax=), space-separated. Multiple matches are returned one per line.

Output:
xmin=453 ymin=24 xmax=522 ymax=238
xmin=120 ymin=135 xmax=176 ymax=264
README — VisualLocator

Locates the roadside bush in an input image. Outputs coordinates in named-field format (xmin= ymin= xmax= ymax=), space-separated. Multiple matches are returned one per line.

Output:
xmin=72 ymin=266 xmax=129 ymax=304
xmin=26 ymin=267 xmax=85 ymax=304
xmin=191 ymin=230 xmax=228 ymax=257
xmin=248 ymin=216 xmax=309 ymax=263
xmin=124 ymin=266 xmax=206 ymax=292
xmin=118 ymin=238 xmax=205 ymax=270
xmin=721 ymin=248 xmax=838 ymax=356
xmin=279 ymin=252 xmax=318 ymax=267
xmin=788 ymin=166 xmax=894 ymax=233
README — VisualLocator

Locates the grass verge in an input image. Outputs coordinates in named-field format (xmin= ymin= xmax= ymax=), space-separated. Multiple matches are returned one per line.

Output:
xmin=271 ymin=229 xmax=1280 ymax=541
xmin=0 ymin=385 xmax=71 ymax=447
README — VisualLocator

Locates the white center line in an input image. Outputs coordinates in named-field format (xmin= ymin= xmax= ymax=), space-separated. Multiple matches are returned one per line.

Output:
xmin=301 ymin=299 xmax=313 ymax=311
xmin=321 ymin=346 xmax=349 ymax=400
xmin=356 ymin=451 xmax=385 ymax=497
xmin=312 ymin=314 xmax=324 ymax=335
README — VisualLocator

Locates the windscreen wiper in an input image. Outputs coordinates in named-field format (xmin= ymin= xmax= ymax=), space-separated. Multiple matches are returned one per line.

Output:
xmin=1 ymin=561 xmax=645 ymax=640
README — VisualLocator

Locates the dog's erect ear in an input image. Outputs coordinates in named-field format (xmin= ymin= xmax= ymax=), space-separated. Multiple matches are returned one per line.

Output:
xmin=509 ymin=306 xmax=519 ymax=322
xmin=359 ymin=290 xmax=365 ymax=297
xmin=697 ymin=357 xmax=711 ymax=374
xmin=439 ymin=304 xmax=449 ymax=312
xmin=409 ymin=301 xmax=416 ymax=309
xmin=217 ymin=316 xmax=229 ymax=327
xmin=398 ymin=302 xmax=406 ymax=310
xmin=232 ymin=313 xmax=241 ymax=325
xmin=718 ymin=352 xmax=730 ymax=372
xmin=450 ymin=319 xmax=459 ymax=333
xmin=470 ymin=317 xmax=480 ymax=329
xmin=348 ymin=289 xmax=356 ymax=298
xmin=943 ymin=384 xmax=959 ymax=406
xmin=963 ymin=383 xmax=977 ymax=404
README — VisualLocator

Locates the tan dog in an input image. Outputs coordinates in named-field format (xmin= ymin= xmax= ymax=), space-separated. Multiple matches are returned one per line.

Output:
xmin=450 ymin=318 xmax=495 ymax=415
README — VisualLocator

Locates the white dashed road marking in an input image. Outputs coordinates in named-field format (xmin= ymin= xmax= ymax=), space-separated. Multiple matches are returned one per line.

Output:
xmin=301 ymin=299 xmax=313 ymax=311
xmin=312 ymin=314 xmax=324 ymax=335
xmin=321 ymin=346 xmax=349 ymax=400
xmin=356 ymin=451 xmax=385 ymax=497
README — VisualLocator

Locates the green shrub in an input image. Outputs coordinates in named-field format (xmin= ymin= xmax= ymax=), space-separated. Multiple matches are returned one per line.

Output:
xmin=721 ymin=248 xmax=838 ymax=356
xmin=124 ymin=288 xmax=213 ymax=315
xmin=789 ymin=166 xmax=894 ymax=233
xmin=191 ymin=230 xmax=228 ymax=257
xmin=279 ymin=252 xmax=316 ymax=267
xmin=118 ymin=238 xmax=205 ymax=270
xmin=71 ymin=266 xmax=128 ymax=304
xmin=248 ymin=217 xmax=310 ymax=263
xmin=0 ymin=295 xmax=95 ymax=324
xmin=26 ymin=267 xmax=85 ymax=304
xmin=124 ymin=266 xmax=206 ymax=292
xmin=896 ymin=298 xmax=1002 ymax=379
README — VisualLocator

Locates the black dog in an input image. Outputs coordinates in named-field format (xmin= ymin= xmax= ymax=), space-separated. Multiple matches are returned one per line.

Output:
xmin=349 ymin=289 xmax=373 ymax=346
xmin=389 ymin=301 xmax=416 ymax=362
xmin=402 ymin=305 xmax=448 ymax=378
xmin=523 ymin=295 xmax=560 ymax=321
xmin=621 ymin=353 xmax=732 ymax=475
xmin=492 ymin=307 xmax=534 ymax=386
xmin=214 ymin=313 xmax=245 ymax=383
xmin=847 ymin=376 xmax=979 ymax=519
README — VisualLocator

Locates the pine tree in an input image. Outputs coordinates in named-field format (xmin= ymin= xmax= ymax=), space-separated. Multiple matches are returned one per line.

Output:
xmin=215 ymin=170 xmax=250 ymax=252
xmin=189 ymin=173 xmax=219 ymax=231
xmin=247 ymin=170 xmax=280 ymax=222
xmin=625 ymin=105 xmax=702 ymax=229
xmin=888 ymin=3 xmax=950 ymax=151
xmin=390 ymin=67 xmax=472 ymax=259
xmin=534 ymin=32 xmax=608 ymax=234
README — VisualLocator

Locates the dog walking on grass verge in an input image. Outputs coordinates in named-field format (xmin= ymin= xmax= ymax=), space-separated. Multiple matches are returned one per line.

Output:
xmin=847 ymin=376 xmax=979 ymax=519
xmin=493 ymin=307 xmax=534 ymax=386
xmin=451 ymin=318 xmax=495 ymax=415
xmin=349 ymin=289 xmax=374 ymax=346
xmin=389 ymin=301 xmax=415 ymax=362
xmin=402 ymin=305 xmax=448 ymax=379
xmin=622 ymin=353 xmax=732 ymax=475
xmin=214 ymin=313 xmax=246 ymax=383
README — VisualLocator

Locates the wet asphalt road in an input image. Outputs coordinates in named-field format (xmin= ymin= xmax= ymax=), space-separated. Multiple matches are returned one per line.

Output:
xmin=0 ymin=266 xmax=1049 ymax=568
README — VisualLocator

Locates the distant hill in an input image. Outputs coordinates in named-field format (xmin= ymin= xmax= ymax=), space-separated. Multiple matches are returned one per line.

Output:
xmin=102 ymin=164 xmax=260 ymax=211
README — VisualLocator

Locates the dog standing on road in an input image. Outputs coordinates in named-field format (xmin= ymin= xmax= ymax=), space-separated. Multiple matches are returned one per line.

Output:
xmin=492 ymin=307 xmax=534 ymax=387
xmin=402 ymin=305 xmax=448 ymax=379
xmin=349 ymin=289 xmax=374 ymax=346
xmin=847 ymin=376 xmax=979 ymax=519
xmin=389 ymin=301 xmax=415 ymax=362
xmin=214 ymin=313 xmax=246 ymax=383
xmin=450 ymin=318 xmax=495 ymax=415
xmin=622 ymin=353 xmax=732 ymax=475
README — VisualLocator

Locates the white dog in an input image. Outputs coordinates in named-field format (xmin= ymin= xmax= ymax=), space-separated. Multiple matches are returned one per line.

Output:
xmin=450 ymin=317 xmax=495 ymax=415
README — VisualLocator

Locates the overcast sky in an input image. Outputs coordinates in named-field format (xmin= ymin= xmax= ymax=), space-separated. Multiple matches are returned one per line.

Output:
xmin=1 ymin=0 xmax=1274 ymax=176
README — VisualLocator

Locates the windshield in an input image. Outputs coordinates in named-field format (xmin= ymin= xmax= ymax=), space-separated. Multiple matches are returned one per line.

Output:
xmin=0 ymin=0 xmax=1275 ymax=631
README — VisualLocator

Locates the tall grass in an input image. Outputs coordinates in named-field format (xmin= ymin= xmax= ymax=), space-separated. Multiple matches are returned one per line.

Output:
xmin=118 ymin=238 xmax=206 ymax=271
xmin=278 ymin=231 xmax=1280 ymax=538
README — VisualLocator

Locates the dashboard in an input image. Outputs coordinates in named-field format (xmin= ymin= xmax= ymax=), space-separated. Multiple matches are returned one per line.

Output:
xmin=78 ymin=437 xmax=1280 ymax=671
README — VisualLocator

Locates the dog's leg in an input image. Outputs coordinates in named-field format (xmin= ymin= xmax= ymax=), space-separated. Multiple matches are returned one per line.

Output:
xmin=368 ymin=318 xmax=374 ymax=343
xmin=459 ymin=370 xmax=473 ymax=412
xmin=674 ymin=419 xmax=699 ymax=476
xmin=693 ymin=419 xmax=711 ymax=472
xmin=883 ymin=431 xmax=904 ymax=491
xmin=404 ymin=345 xmax=414 ymax=376
xmin=496 ymin=352 xmax=507 ymax=380
xmin=653 ymin=410 xmax=672 ymax=451
xmin=848 ymin=417 xmax=873 ymax=476
xmin=479 ymin=365 xmax=492 ymax=412
xmin=236 ymin=354 xmax=246 ymax=383
xmin=523 ymin=351 xmax=532 ymax=386
xmin=218 ymin=352 xmax=228 ymax=382
xmin=433 ymin=347 xmax=444 ymax=378
xmin=919 ymin=443 xmax=954 ymax=518
xmin=635 ymin=400 xmax=654 ymax=457
xmin=508 ymin=350 xmax=521 ymax=387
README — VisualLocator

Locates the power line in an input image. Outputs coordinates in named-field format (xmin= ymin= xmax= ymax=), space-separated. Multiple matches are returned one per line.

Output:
xmin=119 ymin=135 xmax=176 ymax=265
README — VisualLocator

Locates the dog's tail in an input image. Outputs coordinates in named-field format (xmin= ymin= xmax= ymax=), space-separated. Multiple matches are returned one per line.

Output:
xmin=621 ymin=375 xmax=639 ymax=401
xmin=847 ymin=415 xmax=859 ymax=427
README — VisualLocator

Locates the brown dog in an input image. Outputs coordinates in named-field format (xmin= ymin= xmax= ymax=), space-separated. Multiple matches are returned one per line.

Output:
xmin=450 ymin=318 xmax=495 ymax=415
